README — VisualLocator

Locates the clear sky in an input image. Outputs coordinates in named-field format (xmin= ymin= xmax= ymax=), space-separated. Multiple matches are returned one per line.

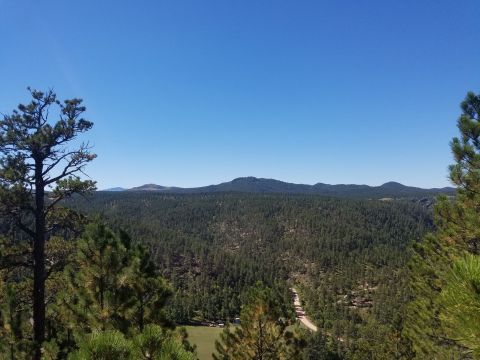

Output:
xmin=1 ymin=0 xmax=479 ymax=189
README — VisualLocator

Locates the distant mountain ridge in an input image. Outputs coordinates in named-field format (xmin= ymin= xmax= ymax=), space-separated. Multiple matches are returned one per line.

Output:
xmin=102 ymin=177 xmax=455 ymax=198
xmin=102 ymin=187 xmax=126 ymax=192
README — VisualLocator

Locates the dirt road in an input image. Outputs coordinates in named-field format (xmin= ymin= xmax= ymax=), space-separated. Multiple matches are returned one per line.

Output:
xmin=291 ymin=288 xmax=318 ymax=332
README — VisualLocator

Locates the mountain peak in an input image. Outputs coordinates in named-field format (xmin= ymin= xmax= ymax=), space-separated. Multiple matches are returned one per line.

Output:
xmin=380 ymin=181 xmax=408 ymax=188
xmin=130 ymin=184 xmax=167 ymax=191
xmin=231 ymin=176 xmax=267 ymax=183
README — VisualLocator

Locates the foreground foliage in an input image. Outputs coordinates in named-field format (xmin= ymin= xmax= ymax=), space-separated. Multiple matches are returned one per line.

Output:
xmin=214 ymin=283 xmax=303 ymax=360
xmin=57 ymin=222 xmax=172 ymax=336
xmin=0 ymin=222 xmax=195 ymax=359
xmin=69 ymin=325 xmax=196 ymax=360
xmin=404 ymin=91 xmax=480 ymax=358
xmin=441 ymin=254 xmax=480 ymax=356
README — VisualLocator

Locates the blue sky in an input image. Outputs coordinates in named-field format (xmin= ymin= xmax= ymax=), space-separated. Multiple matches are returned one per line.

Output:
xmin=1 ymin=0 xmax=479 ymax=189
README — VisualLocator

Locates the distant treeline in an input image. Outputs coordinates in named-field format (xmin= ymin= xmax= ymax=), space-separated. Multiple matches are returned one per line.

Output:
xmin=110 ymin=176 xmax=455 ymax=199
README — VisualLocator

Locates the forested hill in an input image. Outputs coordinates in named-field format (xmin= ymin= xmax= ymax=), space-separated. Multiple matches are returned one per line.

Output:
xmin=106 ymin=176 xmax=455 ymax=198
xmin=68 ymin=192 xmax=432 ymax=357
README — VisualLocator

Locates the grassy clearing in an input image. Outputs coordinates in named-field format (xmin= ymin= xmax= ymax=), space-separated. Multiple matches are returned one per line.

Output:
xmin=185 ymin=325 xmax=223 ymax=360
xmin=185 ymin=323 xmax=306 ymax=359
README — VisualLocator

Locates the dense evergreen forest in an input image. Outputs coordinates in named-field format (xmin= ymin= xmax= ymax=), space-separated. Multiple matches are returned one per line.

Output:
xmin=69 ymin=192 xmax=433 ymax=358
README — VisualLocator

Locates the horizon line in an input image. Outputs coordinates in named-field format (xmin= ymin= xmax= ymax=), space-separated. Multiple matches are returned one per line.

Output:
xmin=100 ymin=176 xmax=455 ymax=191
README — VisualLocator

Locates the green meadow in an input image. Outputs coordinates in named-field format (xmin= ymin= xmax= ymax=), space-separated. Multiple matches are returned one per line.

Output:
xmin=185 ymin=326 xmax=224 ymax=360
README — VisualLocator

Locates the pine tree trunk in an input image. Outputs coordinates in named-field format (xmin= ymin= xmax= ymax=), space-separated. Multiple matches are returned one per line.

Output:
xmin=33 ymin=161 xmax=46 ymax=360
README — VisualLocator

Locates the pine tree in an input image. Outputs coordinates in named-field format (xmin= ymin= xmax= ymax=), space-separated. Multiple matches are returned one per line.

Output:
xmin=0 ymin=88 xmax=96 ymax=359
xmin=68 ymin=331 xmax=132 ymax=360
xmin=69 ymin=325 xmax=196 ymax=360
xmin=131 ymin=324 xmax=196 ymax=360
xmin=123 ymin=238 xmax=173 ymax=332
xmin=214 ymin=283 xmax=304 ymax=360
xmin=403 ymin=91 xmax=480 ymax=358
xmin=302 ymin=331 xmax=339 ymax=360
xmin=55 ymin=221 xmax=176 ymax=353
xmin=59 ymin=222 xmax=130 ymax=333
xmin=440 ymin=254 xmax=480 ymax=356
xmin=0 ymin=279 xmax=31 ymax=359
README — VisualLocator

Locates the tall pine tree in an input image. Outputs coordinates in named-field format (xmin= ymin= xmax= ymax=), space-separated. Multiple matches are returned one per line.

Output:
xmin=0 ymin=88 xmax=96 ymax=359
xmin=403 ymin=91 xmax=480 ymax=358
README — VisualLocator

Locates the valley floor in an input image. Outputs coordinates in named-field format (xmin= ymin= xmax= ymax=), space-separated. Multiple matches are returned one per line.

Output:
xmin=185 ymin=325 xmax=223 ymax=360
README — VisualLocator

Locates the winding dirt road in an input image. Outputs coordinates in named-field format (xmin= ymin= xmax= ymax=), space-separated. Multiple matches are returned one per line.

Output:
xmin=291 ymin=288 xmax=318 ymax=332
